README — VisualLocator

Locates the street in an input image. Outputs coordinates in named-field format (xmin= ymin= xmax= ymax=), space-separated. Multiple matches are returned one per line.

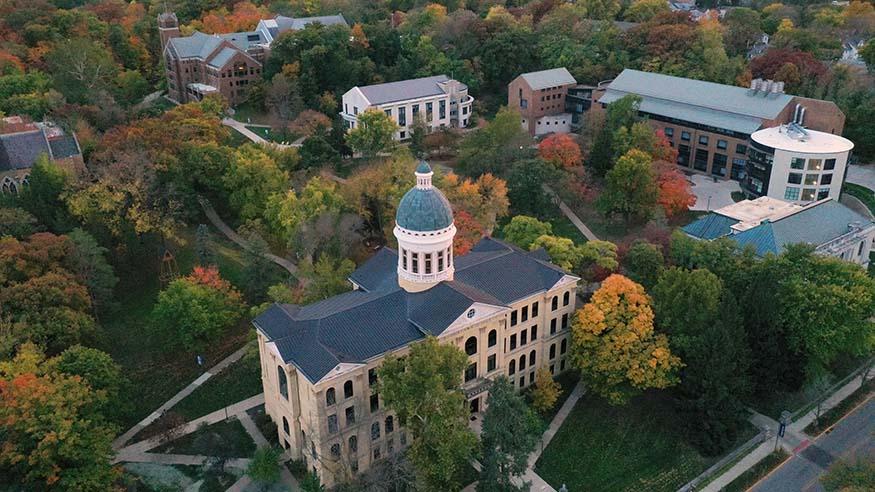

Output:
xmin=751 ymin=395 xmax=875 ymax=492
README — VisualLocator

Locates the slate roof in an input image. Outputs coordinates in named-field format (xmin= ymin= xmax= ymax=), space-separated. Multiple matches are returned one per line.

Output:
xmin=167 ymin=32 xmax=223 ymax=59
xmin=682 ymin=213 xmax=740 ymax=240
xmin=519 ymin=68 xmax=577 ymax=90
xmin=599 ymin=69 xmax=794 ymax=135
xmin=274 ymin=14 xmax=348 ymax=32
xmin=684 ymin=199 xmax=874 ymax=257
xmin=219 ymin=31 xmax=268 ymax=51
xmin=207 ymin=47 xmax=239 ymax=68
xmin=254 ymin=237 xmax=573 ymax=383
xmin=47 ymin=135 xmax=79 ymax=159
xmin=0 ymin=129 xmax=51 ymax=171
xmin=357 ymin=75 xmax=464 ymax=106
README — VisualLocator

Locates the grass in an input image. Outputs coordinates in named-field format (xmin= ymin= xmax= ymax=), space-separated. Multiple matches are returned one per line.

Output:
xmin=548 ymin=215 xmax=588 ymax=245
xmin=226 ymin=127 xmax=251 ymax=148
xmin=248 ymin=404 xmax=280 ymax=448
xmin=231 ymin=101 xmax=271 ymax=125
xmin=535 ymin=391 xmax=744 ymax=492
xmin=805 ymin=378 xmax=874 ymax=435
xmin=170 ymin=347 xmax=262 ymax=421
xmin=721 ymin=450 xmax=790 ymax=492
xmin=153 ymin=418 xmax=256 ymax=458
xmin=245 ymin=125 xmax=296 ymax=144
xmin=524 ymin=370 xmax=580 ymax=423
xmin=843 ymin=182 xmax=875 ymax=216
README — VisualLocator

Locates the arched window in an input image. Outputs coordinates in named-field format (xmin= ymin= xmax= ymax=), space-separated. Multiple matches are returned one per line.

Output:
xmin=330 ymin=443 xmax=341 ymax=458
xmin=561 ymin=338 xmax=567 ymax=354
xmin=487 ymin=330 xmax=497 ymax=348
xmin=371 ymin=421 xmax=381 ymax=440
xmin=282 ymin=416 xmax=290 ymax=435
xmin=551 ymin=296 xmax=558 ymax=311
xmin=509 ymin=359 xmax=516 ymax=375
xmin=385 ymin=415 xmax=394 ymax=433
xmin=550 ymin=343 xmax=556 ymax=360
xmin=465 ymin=336 xmax=477 ymax=356
xmin=529 ymin=350 xmax=536 ymax=366
xmin=519 ymin=355 xmax=526 ymax=371
xmin=277 ymin=366 xmax=288 ymax=400
xmin=349 ymin=435 xmax=358 ymax=453
xmin=326 ymin=388 xmax=336 ymax=406
xmin=563 ymin=291 xmax=570 ymax=306
xmin=344 ymin=381 xmax=354 ymax=399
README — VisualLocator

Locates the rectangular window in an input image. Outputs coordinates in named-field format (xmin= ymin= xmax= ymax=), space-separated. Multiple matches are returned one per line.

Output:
xmin=510 ymin=334 xmax=517 ymax=351
xmin=521 ymin=306 xmax=528 ymax=322
xmin=426 ymin=102 xmax=433 ymax=120
xmin=807 ymin=159 xmax=823 ymax=171
xmin=510 ymin=311 xmax=518 ymax=326
xmin=437 ymin=251 xmax=444 ymax=271
xmin=784 ymin=187 xmax=800 ymax=201
xmin=439 ymin=100 xmax=446 ymax=119
xmin=698 ymin=135 xmax=709 ymax=146
xmin=717 ymin=139 xmax=727 ymax=150
xmin=464 ymin=363 xmax=477 ymax=382
xmin=401 ymin=249 xmax=407 ymax=270
xmin=818 ymin=188 xmax=830 ymax=200
xmin=369 ymin=369 xmax=378 ymax=387
xmin=328 ymin=414 xmax=338 ymax=434
xmin=384 ymin=109 xmax=392 ymax=117
xmin=487 ymin=354 xmax=496 ymax=372
xmin=791 ymin=157 xmax=805 ymax=169
xmin=353 ymin=106 xmax=358 ymax=115
xmin=681 ymin=131 xmax=691 ymax=141
xmin=531 ymin=325 xmax=537 ymax=340
xmin=802 ymin=188 xmax=817 ymax=201
xmin=824 ymin=158 xmax=836 ymax=170
xmin=678 ymin=144 xmax=690 ymax=166
xmin=694 ymin=149 xmax=709 ymax=171
xmin=550 ymin=318 xmax=557 ymax=334
xmin=425 ymin=254 xmax=432 ymax=274
xmin=370 ymin=393 xmax=379 ymax=413
xmin=532 ymin=302 xmax=539 ymax=317
xmin=530 ymin=372 xmax=535 ymax=384
xmin=821 ymin=174 xmax=833 ymax=185
xmin=412 ymin=104 xmax=419 ymax=118
xmin=664 ymin=127 xmax=674 ymax=137
xmin=711 ymin=153 xmax=727 ymax=177
xmin=561 ymin=313 xmax=568 ymax=330
xmin=412 ymin=254 xmax=418 ymax=273
xmin=345 ymin=406 xmax=355 ymax=425
xmin=788 ymin=172 xmax=803 ymax=185
xmin=804 ymin=174 xmax=819 ymax=186
xmin=398 ymin=107 xmax=406 ymax=126
xmin=521 ymin=329 xmax=527 ymax=346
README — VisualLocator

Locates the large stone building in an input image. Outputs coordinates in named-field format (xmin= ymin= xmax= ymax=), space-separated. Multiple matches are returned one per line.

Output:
xmin=341 ymin=75 xmax=474 ymax=140
xmin=0 ymin=116 xmax=83 ymax=194
xmin=159 ymin=12 xmax=347 ymax=105
xmin=508 ymin=67 xmax=578 ymax=136
xmin=594 ymin=69 xmax=846 ymax=182
xmin=683 ymin=196 xmax=875 ymax=266
xmin=253 ymin=162 xmax=578 ymax=486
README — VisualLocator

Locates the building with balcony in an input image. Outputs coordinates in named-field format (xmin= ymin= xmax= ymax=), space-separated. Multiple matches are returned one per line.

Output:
xmin=253 ymin=162 xmax=578 ymax=487
xmin=340 ymin=75 xmax=474 ymax=140
xmin=682 ymin=196 xmax=875 ymax=266
xmin=593 ymin=69 xmax=846 ymax=182
xmin=159 ymin=12 xmax=347 ymax=106
xmin=743 ymin=124 xmax=853 ymax=203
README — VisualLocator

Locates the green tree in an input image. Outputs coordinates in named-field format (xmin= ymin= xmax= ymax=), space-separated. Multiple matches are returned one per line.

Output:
xmin=589 ymin=94 xmax=641 ymax=175
xmin=195 ymin=224 xmax=216 ymax=266
xmin=597 ymin=149 xmax=658 ymax=222
xmin=409 ymin=113 xmax=428 ymax=158
xmin=0 ymin=343 xmax=118 ymax=491
xmin=299 ymin=253 xmax=356 ymax=303
xmin=501 ymin=215 xmax=553 ymax=250
xmin=52 ymin=344 xmax=128 ymax=421
xmin=241 ymin=233 xmax=283 ymax=303
xmin=861 ymin=39 xmax=875 ymax=72
xmin=300 ymin=471 xmax=324 ymax=492
xmin=458 ymin=107 xmax=532 ymax=176
xmin=581 ymin=0 xmax=622 ymax=19
xmin=478 ymin=377 xmax=542 ymax=492
xmin=507 ymin=158 xmax=559 ymax=218
xmin=378 ymin=337 xmax=477 ymax=492
xmin=623 ymin=240 xmax=664 ymax=289
xmin=579 ymin=240 xmax=620 ymax=280
xmin=247 ymin=446 xmax=283 ymax=486
xmin=263 ymin=176 xmax=346 ymax=243
xmin=571 ymin=274 xmax=681 ymax=404
xmin=66 ymin=228 xmax=118 ymax=315
xmin=16 ymin=155 xmax=71 ymax=231
xmin=821 ymin=457 xmax=875 ymax=491
xmin=531 ymin=235 xmax=584 ymax=271
xmin=624 ymin=0 xmax=669 ymax=22
xmin=223 ymin=145 xmax=289 ymax=221
xmin=0 ymin=207 xmax=41 ymax=238
xmin=299 ymin=132 xmax=341 ymax=170
xmin=346 ymin=109 xmax=398 ymax=158
xmin=45 ymin=38 xmax=117 ymax=104
xmin=651 ymin=268 xmax=724 ymax=353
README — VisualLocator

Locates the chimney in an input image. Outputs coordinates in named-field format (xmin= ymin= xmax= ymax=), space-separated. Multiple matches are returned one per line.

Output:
xmin=750 ymin=78 xmax=762 ymax=92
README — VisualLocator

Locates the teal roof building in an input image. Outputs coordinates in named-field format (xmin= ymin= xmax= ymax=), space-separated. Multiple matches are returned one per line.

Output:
xmin=395 ymin=161 xmax=454 ymax=232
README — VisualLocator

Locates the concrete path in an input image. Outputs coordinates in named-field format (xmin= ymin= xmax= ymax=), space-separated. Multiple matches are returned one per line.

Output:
xmin=198 ymin=197 xmax=298 ymax=276
xmin=556 ymin=199 xmax=600 ymax=242
xmin=222 ymin=118 xmax=300 ymax=148
xmin=113 ymin=345 xmax=250 ymax=450
xmin=689 ymin=174 xmax=739 ymax=211
xmin=839 ymin=194 xmax=874 ymax=219
xmin=846 ymin=164 xmax=875 ymax=189
xmin=118 ymin=452 xmax=250 ymax=469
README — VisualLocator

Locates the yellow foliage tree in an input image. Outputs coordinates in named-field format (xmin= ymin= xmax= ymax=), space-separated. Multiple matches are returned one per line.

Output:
xmin=531 ymin=367 xmax=562 ymax=414
xmin=570 ymin=274 xmax=681 ymax=404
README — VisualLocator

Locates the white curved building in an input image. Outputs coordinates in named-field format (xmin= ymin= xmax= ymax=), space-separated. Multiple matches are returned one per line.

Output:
xmin=743 ymin=124 xmax=854 ymax=203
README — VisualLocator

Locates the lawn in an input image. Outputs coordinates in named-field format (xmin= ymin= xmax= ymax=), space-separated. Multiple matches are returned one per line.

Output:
xmin=843 ymin=182 xmax=875 ymax=216
xmin=170 ymin=347 xmax=263 ymax=421
xmin=721 ymin=451 xmax=789 ymax=492
xmin=226 ymin=127 xmax=251 ymax=148
xmin=535 ymin=391 xmax=738 ymax=492
xmin=548 ymin=215 xmax=588 ymax=245
xmin=245 ymin=125 xmax=296 ymax=144
xmin=153 ymin=418 xmax=256 ymax=458
xmin=231 ymin=101 xmax=271 ymax=125
xmin=524 ymin=370 xmax=580 ymax=423
xmin=99 ymin=222 xmax=282 ymax=429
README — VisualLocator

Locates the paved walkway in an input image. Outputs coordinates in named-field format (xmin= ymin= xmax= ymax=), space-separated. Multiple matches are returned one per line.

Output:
xmin=222 ymin=118 xmax=300 ymax=148
xmin=689 ymin=174 xmax=739 ymax=211
xmin=117 ymin=453 xmax=251 ymax=469
xmin=112 ymin=345 xmax=250 ymax=450
xmin=198 ymin=197 xmax=298 ymax=276
xmin=846 ymin=164 xmax=875 ymax=189
xmin=556 ymin=199 xmax=600 ymax=241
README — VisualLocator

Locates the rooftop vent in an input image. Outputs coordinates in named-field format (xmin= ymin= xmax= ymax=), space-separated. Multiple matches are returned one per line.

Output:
xmin=785 ymin=122 xmax=809 ymax=141
xmin=750 ymin=78 xmax=762 ymax=93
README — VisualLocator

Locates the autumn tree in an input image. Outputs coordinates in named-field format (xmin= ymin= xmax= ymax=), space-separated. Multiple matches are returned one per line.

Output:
xmin=453 ymin=209 xmax=486 ymax=256
xmin=263 ymin=176 xmax=346 ymax=243
xmin=346 ymin=109 xmax=398 ymax=158
xmin=152 ymin=266 xmax=246 ymax=351
xmin=0 ymin=343 xmax=118 ymax=491
xmin=0 ymin=207 xmax=41 ymax=238
xmin=379 ymin=337 xmax=477 ymax=492
xmin=531 ymin=235 xmax=585 ymax=271
xmin=530 ymin=367 xmax=562 ymax=415
xmin=342 ymin=154 xmax=413 ymax=240
xmin=478 ymin=377 xmax=543 ymax=492
xmin=598 ymin=149 xmax=659 ymax=222
xmin=223 ymin=144 xmax=289 ymax=221
xmin=579 ymin=240 xmax=620 ymax=281
xmin=539 ymin=133 xmax=582 ymax=168
xmin=570 ymin=274 xmax=681 ymax=404
xmin=438 ymin=172 xmax=510 ymax=234
xmin=624 ymin=0 xmax=669 ymax=22
xmin=656 ymin=163 xmax=696 ymax=218
xmin=502 ymin=215 xmax=553 ymax=250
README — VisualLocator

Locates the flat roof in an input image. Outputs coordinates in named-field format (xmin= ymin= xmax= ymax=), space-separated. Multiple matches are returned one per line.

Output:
xmin=714 ymin=197 xmax=803 ymax=232
xmin=751 ymin=125 xmax=854 ymax=154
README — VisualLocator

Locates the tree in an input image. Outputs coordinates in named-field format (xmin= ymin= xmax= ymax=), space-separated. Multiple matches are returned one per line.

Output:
xmin=656 ymin=163 xmax=696 ymax=218
xmin=539 ymin=133 xmax=582 ymax=168
xmin=821 ymin=457 xmax=875 ymax=491
xmin=478 ymin=377 xmax=542 ymax=492
xmin=263 ymin=177 xmax=346 ymax=243
xmin=241 ymin=234 xmax=281 ymax=303
xmin=625 ymin=0 xmax=669 ymax=22
xmin=66 ymin=228 xmax=118 ymax=315
xmin=152 ymin=266 xmax=246 ymax=351
xmin=0 ymin=207 xmax=41 ymax=238
xmin=579 ymin=240 xmax=620 ymax=281
xmin=453 ymin=209 xmax=486 ymax=256
xmin=299 ymin=254 xmax=356 ymax=303
xmin=409 ymin=113 xmax=428 ymax=158
xmin=0 ymin=343 xmax=118 ymax=491
xmin=860 ymin=39 xmax=875 ymax=72
xmin=378 ymin=337 xmax=477 ymax=492
xmin=196 ymin=224 xmax=216 ymax=266
xmin=438 ymin=172 xmax=510 ymax=234
xmin=531 ymin=235 xmax=585 ymax=271
xmin=45 ymin=38 xmax=117 ymax=104
xmin=622 ymin=240 xmax=664 ymax=289
xmin=52 ymin=344 xmax=128 ymax=420
xmin=299 ymin=132 xmax=341 ymax=170
xmin=597 ymin=149 xmax=658 ymax=222
xmin=502 ymin=215 xmax=553 ymax=250
xmin=301 ymin=471 xmax=325 ymax=492
xmin=266 ymin=72 xmax=303 ymax=133
xmin=651 ymin=268 xmax=724 ymax=353
xmin=223 ymin=144 xmax=289 ymax=221
xmin=290 ymin=110 xmax=332 ymax=138
xmin=247 ymin=446 xmax=283 ymax=486
xmin=346 ymin=109 xmax=397 ymax=158
xmin=507 ymin=158 xmax=559 ymax=218
xmin=16 ymin=154 xmax=70 ymax=231
xmin=530 ymin=367 xmax=562 ymax=415
xmin=458 ymin=107 xmax=532 ymax=176
xmin=570 ymin=274 xmax=681 ymax=404
xmin=589 ymin=95 xmax=641 ymax=175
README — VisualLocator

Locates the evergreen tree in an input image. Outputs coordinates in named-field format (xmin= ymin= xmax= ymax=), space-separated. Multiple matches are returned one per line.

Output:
xmin=195 ymin=224 xmax=216 ymax=266
xmin=478 ymin=377 xmax=543 ymax=492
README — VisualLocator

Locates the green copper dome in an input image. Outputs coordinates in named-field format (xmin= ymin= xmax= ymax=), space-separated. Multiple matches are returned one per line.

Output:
xmin=416 ymin=160 xmax=432 ymax=173
xmin=396 ymin=188 xmax=454 ymax=231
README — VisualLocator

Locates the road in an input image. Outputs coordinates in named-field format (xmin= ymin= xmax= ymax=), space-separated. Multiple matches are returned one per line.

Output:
xmin=750 ymin=395 xmax=875 ymax=492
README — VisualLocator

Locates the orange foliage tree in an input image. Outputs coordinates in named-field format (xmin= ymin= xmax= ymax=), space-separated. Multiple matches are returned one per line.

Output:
xmin=439 ymin=172 xmax=509 ymax=234
xmin=453 ymin=210 xmax=485 ymax=256
xmin=192 ymin=1 xmax=268 ymax=34
xmin=538 ymin=133 xmax=583 ymax=168
xmin=655 ymin=163 xmax=696 ymax=219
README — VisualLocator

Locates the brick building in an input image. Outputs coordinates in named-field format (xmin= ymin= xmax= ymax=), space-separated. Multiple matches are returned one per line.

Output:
xmin=0 ymin=116 xmax=83 ymax=195
xmin=159 ymin=12 xmax=347 ymax=106
xmin=508 ymin=68 xmax=578 ymax=136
